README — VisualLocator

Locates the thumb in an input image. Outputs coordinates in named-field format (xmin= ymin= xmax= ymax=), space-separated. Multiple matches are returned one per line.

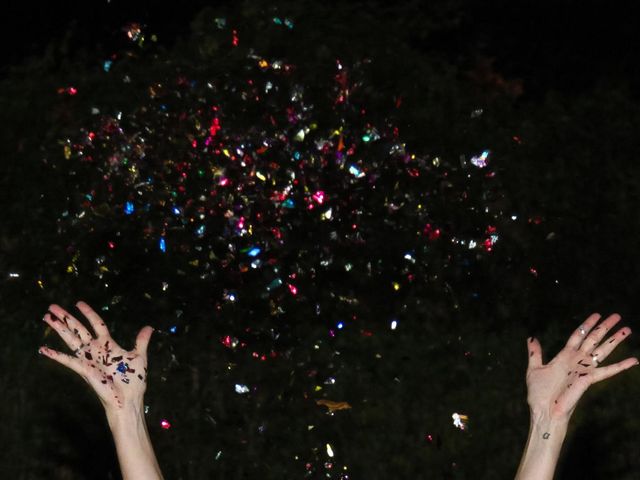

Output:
xmin=527 ymin=336 xmax=543 ymax=369
xmin=135 ymin=325 xmax=154 ymax=357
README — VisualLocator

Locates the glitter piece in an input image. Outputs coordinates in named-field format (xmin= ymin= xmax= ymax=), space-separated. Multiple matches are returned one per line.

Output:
xmin=235 ymin=384 xmax=250 ymax=394
xmin=326 ymin=443 xmax=335 ymax=457
xmin=348 ymin=165 xmax=365 ymax=178
xmin=266 ymin=279 xmax=283 ymax=291
xmin=312 ymin=191 xmax=325 ymax=204
xmin=452 ymin=412 xmax=468 ymax=430
xmin=221 ymin=335 xmax=239 ymax=349
xmin=316 ymin=399 xmax=352 ymax=412
xmin=470 ymin=150 xmax=490 ymax=168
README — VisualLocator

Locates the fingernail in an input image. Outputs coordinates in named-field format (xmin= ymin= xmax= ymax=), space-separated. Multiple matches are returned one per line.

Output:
xmin=38 ymin=347 xmax=45 ymax=355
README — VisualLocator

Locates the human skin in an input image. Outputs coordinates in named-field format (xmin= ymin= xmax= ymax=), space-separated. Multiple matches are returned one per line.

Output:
xmin=37 ymin=304 xmax=637 ymax=479
xmin=39 ymin=301 xmax=164 ymax=480
xmin=515 ymin=313 xmax=639 ymax=479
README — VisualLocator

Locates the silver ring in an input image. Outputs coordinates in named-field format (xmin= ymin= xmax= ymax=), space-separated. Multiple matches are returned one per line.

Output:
xmin=579 ymin=325 xmax=586 ymax=335
xmin=591 ymin=354 xmax=600 ymax=365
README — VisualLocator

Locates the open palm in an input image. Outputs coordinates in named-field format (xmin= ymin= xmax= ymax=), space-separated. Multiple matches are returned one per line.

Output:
xmin=526 ymin=313 xmax=638 ymax=420
xmin=39 ymin=301 xmax=154 ymax=412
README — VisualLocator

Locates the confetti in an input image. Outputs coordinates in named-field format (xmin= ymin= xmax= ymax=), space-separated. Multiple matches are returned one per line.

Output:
xmin=452 ymin=412 xmax=469 ymax=430
xmin=47 ymin=14 xmax=516 ymax=478
xmin=316 ymin=400 xmax=352 ymax=412
xmin=326 ymin=443 xmax=335 ymax=457
xmin=235 ymin=384 xmax=250 ymax=394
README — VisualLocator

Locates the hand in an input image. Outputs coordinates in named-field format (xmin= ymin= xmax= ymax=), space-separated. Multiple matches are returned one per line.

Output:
xmin=39 ymin=301 xmax=154 ymax=414
xmin=526 ymin=313 xmax=638 ymax=421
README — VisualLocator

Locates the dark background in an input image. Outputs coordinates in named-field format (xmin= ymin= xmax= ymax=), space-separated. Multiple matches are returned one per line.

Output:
xmin=2 ymin=0 xmax=639 ymax=98
xmin=1 ymin=1 xmax=640 ymax=479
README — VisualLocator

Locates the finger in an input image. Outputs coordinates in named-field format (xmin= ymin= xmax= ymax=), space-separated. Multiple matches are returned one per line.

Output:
xmin=591 ymin=326 xmax=632 ymax=363
xmin=135 ymin=326 xmax=154 ymax=357
xmin=38 ymin=346 xmax=85 ymax=377
xmin=527 ymin=337 xmax=543 ymax=369
xmin=591 ymin=357 xmax=639 ymax=384
xmin=580 ymin=313 xmax=622 ymax=353
xmin=48 ymin=304 xmax=94 ymax=344
xmin=75 ymin=301 xmax=111 ymax=338
xmin=43 ymin=313 xmax=84 ymax=351
xmin=565 ymin=313 xmax=601 ymax=350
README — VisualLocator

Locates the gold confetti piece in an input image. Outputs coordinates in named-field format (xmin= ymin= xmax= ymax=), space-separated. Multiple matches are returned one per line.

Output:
xmin=316 ymin=399 xmax=352 ymax=412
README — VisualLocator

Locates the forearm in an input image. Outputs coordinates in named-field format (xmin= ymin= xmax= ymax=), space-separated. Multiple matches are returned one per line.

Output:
xmin=106 ymin=402 xmax=165 ymax=480
xmin=515 ymin=410 xmax=569 ymax=480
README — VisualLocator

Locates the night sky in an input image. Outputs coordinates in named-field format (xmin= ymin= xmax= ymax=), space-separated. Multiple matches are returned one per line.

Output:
xmin=3 ymin=2 xmax=640 ymax=479
xmin=2 ymin=0 xmax=638 ymax=99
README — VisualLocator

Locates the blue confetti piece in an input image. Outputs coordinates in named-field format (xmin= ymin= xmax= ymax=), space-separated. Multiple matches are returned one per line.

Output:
xmin=124 ymin=201 xmax=134 ymax=215
xmin=159 ymin=237 xmax=166 ymax=252
xmin=116 ymin=361 xmax=128 ymax=374
xmin=103 ymin=60 xmax=113 ymax=72
xmin=281 ymin=198 xmax=295 ymax=208
xmin=349 ymin=165 xmax=365 ymax=178
xmin=196 ymin=225 xmax=206 ymax=237
xmin=169 ymin=326 xmax=177 ymax=334
xmin=247 ymin=247 xmax=261 ymax=257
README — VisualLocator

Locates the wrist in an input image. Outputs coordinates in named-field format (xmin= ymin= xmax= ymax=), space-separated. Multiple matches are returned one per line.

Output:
xmin=529 ymin=408 xmax=570 ymax=436
xmin=105 ymin=400 xmax=146 ymax=428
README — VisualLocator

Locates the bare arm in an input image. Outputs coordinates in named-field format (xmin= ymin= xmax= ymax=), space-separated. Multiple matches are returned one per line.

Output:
xmin=106 ymin=401 xmax=165 ymax=480
xmin=515 ymin=313 xmax=638 ymax=480
xmin=39 ymin=301 xmax=165 ymax=480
